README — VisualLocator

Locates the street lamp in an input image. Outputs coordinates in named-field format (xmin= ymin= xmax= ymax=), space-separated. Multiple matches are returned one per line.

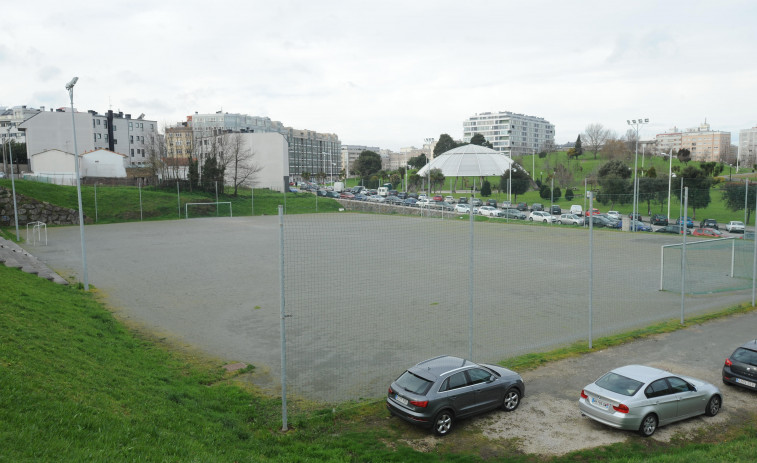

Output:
xmin=3 ymin=128 xmax=20 ymax=241
xmin=66 ymin=76 xmax=89 ymax=290
xmin=627 ymin=118 xmax=649 ymax=231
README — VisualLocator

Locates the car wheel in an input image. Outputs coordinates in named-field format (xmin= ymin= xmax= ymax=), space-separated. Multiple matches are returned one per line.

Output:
xmin=502 ymin=388 xmax=521 ymax=412
xmin=529 ymin=217 xmax=533 ymax=221
xmin=705 ymin=395 xmax=721 ymax=416
xmin=543 ymin=219 xmax=548 ymax=223
xmin=432 ymin=409 xmax=454 ymax=436
xmin=638 ymin=413 xmax=657 ymax=437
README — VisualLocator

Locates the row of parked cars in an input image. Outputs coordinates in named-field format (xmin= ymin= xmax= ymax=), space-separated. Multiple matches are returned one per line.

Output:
xmin=387 ymin=339 xmax=757 ymax=437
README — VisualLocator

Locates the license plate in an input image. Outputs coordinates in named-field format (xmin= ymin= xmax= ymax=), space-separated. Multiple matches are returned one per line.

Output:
xmin=395 ymin=395 xmax=408 ymax=406
xmin=590 ymin=396 xmax=610 ymax=410
xmin=736 ymin=378 xmax=757 ymax=388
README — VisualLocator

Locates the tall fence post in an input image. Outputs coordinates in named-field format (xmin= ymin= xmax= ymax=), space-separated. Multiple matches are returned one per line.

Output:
xmin=588 ymin=191 xmax=594 ymax=349
xmin=177 ymin=181 xmax=181 ymax=218
xmin=468 ymin=197 xmax=474 ymax=361
xmin=139 ymin=178 xmax=143 ymax=222
xmin=752 ymin=188 xmax=757 ymax=306
xmin=681 ymin=187 xmax=688 ymax=324
xmin=278 ymin=205 xmax=288 ymax=431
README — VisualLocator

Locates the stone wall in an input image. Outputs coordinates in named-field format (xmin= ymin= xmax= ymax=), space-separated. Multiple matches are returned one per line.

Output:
xmin=0 ymin=186 xmax=84 ymax=226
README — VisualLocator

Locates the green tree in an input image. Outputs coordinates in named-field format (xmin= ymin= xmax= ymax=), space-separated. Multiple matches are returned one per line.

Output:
xmin=574 ymin=135 xmax=583 ymax=157
xmin=301 ymin=171 xmax=311 ymax=182
xmin=597 ymin=159 xmax=632 ymax=208
xmin=407 ymin=153 xmax=428 ymax=169
xmin=638 ymin=177 xmax=668 ymax=215
xmin=433 ymin=134 xmax=458 ymax=157
xmin=201 ymin=155 xmax=224 ymax=193
xmin=677 ymin=148 xmax=692 ymax=165
xmin=480 ymin=180 xmax=492 ymax=197
xmin=565 ymin=188 xmax=574 ymax=201
xmin=539 ymin=184 xmax=551 ymax=199
xmin=188 ymin=158 xmax=199 ymax=191
xmin=429 ymin=168 xmax=445 ymax=192
xmin=353 ymin=150 xmax=382 ymax=181
xmin=499 ymin=167 xmax=531 ymax=201
xmin=722 ymin=181 xmax=757 ymax=224
xmin=672 ymin=166 xmax=713 ymax=217
xmin=566 ymin=148 xmax=578 ymax=160
xmin=469 ymin=133 xmax=493 ymax=149
xmin=552 ymin=186 xmax=562 ymax=200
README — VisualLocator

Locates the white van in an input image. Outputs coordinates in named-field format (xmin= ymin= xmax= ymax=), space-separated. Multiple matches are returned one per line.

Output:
xmin=377 ymin=187 xmax=389 ymax=197
xmin=570 ymin=205 xmax=583 ymax=216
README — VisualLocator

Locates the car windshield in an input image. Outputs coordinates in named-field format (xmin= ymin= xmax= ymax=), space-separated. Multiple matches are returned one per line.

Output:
xmin=396 ymin=371 xmax=433 ymax=395
xmin=733 ymin=347 xmax=757 ymax=366
xmin=595 ymin=372 xmax=644 ymax=396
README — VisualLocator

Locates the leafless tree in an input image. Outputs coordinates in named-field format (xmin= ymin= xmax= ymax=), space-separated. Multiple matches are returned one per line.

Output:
xmin=144 ymin=131 xmax=166 ymax=182
xmin=554 ymin=163 xmax=573 ymax=189
xmin=602 ymin=138 xmax=632 ymax=162
xmin=219 ymin=133 xmax=262 ymax=196
xmin=583 ymin=123 xmax=611 ymax=160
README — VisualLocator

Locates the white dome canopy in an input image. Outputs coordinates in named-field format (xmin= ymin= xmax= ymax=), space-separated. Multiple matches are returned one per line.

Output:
xmin=417 ymin=144 xmax=514 ymax=177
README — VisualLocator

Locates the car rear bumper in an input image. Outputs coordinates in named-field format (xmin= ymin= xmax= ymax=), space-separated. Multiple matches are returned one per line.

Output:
xmin=578 ymin=399 xmax=640 ymax=431
xmin=722 ymin=367 xmax=757 ymax=390
xmin=386 ymin=399 xmax=433 ymax=427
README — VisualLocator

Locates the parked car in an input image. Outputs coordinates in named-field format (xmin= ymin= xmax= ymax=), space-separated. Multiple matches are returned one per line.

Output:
xmin=432 ymin=195 xmax=443 ymax=202
xmin=435 ymin=201 xmax=454 ymax=211
xmin=529 ymin=211 xmax=555 ymax=223
xmin=726 ymin=221 xmax=745 ymax=233
xmin=403 ymin=198 xmax=418 ymax=207
xmin=486 ymin=199 xmax=497 ymax=208
xmin=722 ymin=339 xmax=757 ymax=391
xmin=501 ymin=200 xmax=512 ymax=209
xmin=455 ymin=203 xmax=472 ymax=213
xmin=457 ymin=197 xmax=468 ymax=205
xmin=416 ymin=198 xmax=432 ymax=207
xmin=627 ymin=220 xmax=652 ymax=232
xmin=654 ymin=225 xmax=691 ymax=235
xmin=516 ymin=202 xmax=529 ymax=211
xmin=692 ymin=228 xmax=723 ymax=238
xmin=479 ymin=206 xmax=504 ymax=217
xmin=570 ymin=205 xmax=584 ymax=216
xmin=550 ymin=205 xmax=562 ymax=216
xmin=584 ymin=215 xmax=615 ymax=228
xmin=699 ymin=218 xmax=719 ymax=230
xmin=408 ymin=192 xmax=419 ymax=199
xmin=444 ymin=195 xmax=456 ymax=204
xmin=628 ymin=212 xmax=643 ymax=221
xmin=386 ymin=355 xmax=524 ymax=436
xmin=676 ymin=217 xmax=694 ymax=228
xmin=353 ymin=194 xmax=367 ymax=201
xmin=650 ymin=214 xmax=669 ymax=226
xmin=607 ymin=211 xmax=622 ymax=221
xmin=385 ymin=195 xmax=403 ymax=205
xmin=502 ymin=208 xmax=526 ymax=220
xmin=579 ymin=364 xmax=721 ymax=437
xmin=339 ymin=192 xmax=355 ymax=199
xmin=530 ymin=203 xmax=544 ymax=212
xmin=325 ymin=191 xmax=341 ymax=199
xmin=470 ymin=198 xmax=483 ymax=207
xmin=586 ymin=208 xmax=600 ymax=216
xmin=397 ymin=192 xmax=408 ymax=200
xmin=558 ymin=213 xmax=582 ymax=225
xmin=367 ymin=194 xmax=385 ymax=202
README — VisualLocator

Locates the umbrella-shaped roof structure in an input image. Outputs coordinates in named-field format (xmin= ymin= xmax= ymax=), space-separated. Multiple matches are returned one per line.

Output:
xmin=417 ymin=144 xmax=514 ymax=177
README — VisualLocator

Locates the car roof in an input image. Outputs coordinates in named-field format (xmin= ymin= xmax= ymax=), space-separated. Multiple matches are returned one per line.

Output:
xmin=611 ymin=364 xmax=669 ymax=383
xmin=739 ymin=339 xmax=757 ymax=351
xmin=409 ymin=355 xmax=476 ymax=380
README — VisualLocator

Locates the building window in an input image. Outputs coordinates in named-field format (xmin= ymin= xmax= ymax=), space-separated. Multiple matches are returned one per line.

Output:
xmin=131 ymin=149 xmax=134 ymax=156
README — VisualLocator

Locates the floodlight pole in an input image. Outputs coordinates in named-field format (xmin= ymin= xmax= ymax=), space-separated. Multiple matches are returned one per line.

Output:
xmin=627 ymin=118 xmax=649 ymax=231
xmin=67 ymin=77 xmax=89 ymax=290
xmin=4 ymin=129 xmax=20 ymax=241
xmin=667 ymin=148 xmax=673 ymax=221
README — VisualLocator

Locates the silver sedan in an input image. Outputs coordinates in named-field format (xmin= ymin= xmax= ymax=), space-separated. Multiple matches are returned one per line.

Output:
xmin=578 ymin=365 xmax=721 ymax=437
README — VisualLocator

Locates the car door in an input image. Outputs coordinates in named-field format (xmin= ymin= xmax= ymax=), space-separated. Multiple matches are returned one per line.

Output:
xmin=667 ymin=376 xmax=705 ymax=419
xmin=439 ymin=371 xmax=477 ymax=417
xmin=466 ymin=368 xmax=501 ymax=413
xmin=644 ymin=379 xmax=678 ymax=425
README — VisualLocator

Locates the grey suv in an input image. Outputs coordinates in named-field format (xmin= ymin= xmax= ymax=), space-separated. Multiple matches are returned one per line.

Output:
xmin=386 ymin=355 xmax=524 ymax=436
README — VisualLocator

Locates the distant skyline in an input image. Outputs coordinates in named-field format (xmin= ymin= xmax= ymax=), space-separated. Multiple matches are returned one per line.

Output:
xmin=3 ymin=0 xmax=756 ymax=150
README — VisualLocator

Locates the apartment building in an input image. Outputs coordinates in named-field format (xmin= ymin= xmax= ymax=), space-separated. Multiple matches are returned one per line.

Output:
xmin=0 ymin=105 xmax=43 ymax=144
xmin=656 ymin=122 xmax=731 ymax=163
xmin=462 ymin=111 xmax=555 ymax=157
xmin=341 ymin=145 xmax=380 ymax=177
xmin=739 ymin=126 xmax=757 ymax=168
xmin=187 ymin=111 xmax=341 ymax=182
xmin=19 ymin=108 xmax=159 ymax=167
xmin=165 ymin=122 xmax=194 ymax=158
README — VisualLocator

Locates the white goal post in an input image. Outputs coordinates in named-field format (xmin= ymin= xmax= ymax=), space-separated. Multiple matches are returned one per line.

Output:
xmin=184 ymin=202 xmax=233 ymax=219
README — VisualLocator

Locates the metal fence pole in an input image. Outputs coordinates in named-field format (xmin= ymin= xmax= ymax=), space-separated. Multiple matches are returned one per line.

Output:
xmin=177 ymin=181 xmax=181 ymax=218
xmin=588 ymin=191 xmax=594 ymax=349
xmin=139 ymin=178 xmax=143 ymax=222
xmin=468 ymin=198 xmax=474 ymax=361
xmin=752 ymin=188 xmax=757 ymax=306
xmin=94 ymin=182 xmax=98 ymax=223
xmin=278 ymin=205 xmax=288 ymax=431
xmin=681 ymin=187 xmax=688 ymax=324
xmin=251 ymin=188 xmax=254 ymax=216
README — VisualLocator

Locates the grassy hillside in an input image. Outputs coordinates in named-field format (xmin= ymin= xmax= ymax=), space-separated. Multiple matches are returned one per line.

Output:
xmin=2 ymin=264 xmax=757 ymax=461
xmin=0 ymin=179 xmax=341 ymax=224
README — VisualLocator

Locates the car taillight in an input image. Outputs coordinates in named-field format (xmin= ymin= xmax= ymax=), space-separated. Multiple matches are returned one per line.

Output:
xmin=580 ymin=390 xmax=588 ymax=399
xmin=613 ymin=404 xmax=629 ymax=414
xmin=388 ymin=387 xmax=394 ymax=395
xmin=410 ymin=400 xmax=428 ymax=408
xmin=725 ymin=358 xmax=732 ymax=367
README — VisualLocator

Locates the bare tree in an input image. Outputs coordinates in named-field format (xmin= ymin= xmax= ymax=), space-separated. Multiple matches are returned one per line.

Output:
xmin=221 ymin=133 xmax=262 ymax=196
xmin=602 ymin=138 xmax=632 ymax=162
xmin=554 ymin=163 xmax=572 ymax=189
xmin=144 ymin=130 xmax=166 ymax=182
xmin=583 ymin=123 xmax=611 ymax=160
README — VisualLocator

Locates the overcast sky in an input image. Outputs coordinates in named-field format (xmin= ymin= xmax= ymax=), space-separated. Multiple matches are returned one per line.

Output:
xmin=3 ymin=0 xmax=756 ymax=150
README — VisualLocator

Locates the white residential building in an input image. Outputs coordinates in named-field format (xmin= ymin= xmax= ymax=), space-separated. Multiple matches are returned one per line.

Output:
xmin=341 ymin=145 xmax=380 ymax=178
xmin=655 ymin=121 xmax=731 ymax=163
xmin=0 ymin=105 xmax=43 ymax=144
xmin=739 ymin=126 xmax=757 ymax=169
xmin=462 ymin=111 xmax=555 ymax=157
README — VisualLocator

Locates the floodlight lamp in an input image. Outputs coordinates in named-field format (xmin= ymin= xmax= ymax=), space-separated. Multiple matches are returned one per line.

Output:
xmin=627 ymin=120 xmax=631 ymax=124
xmin=644 ymin=118 xmax=649 ymax=123
xmin=66 ymin=77 xmax=79 ymax=90
xmin=632 ymin=120 xmax=637 ymax=124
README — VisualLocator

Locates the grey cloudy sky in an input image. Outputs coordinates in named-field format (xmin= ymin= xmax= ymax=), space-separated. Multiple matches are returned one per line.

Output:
xmin=3 ymin=0 xmax=756 ymax=150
